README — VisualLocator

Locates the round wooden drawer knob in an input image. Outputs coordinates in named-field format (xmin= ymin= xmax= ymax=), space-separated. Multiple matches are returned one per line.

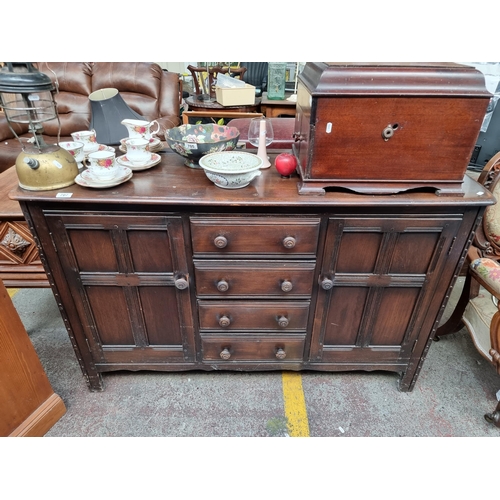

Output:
xmin=277 ymin=316 xmax=289 ymax=327
xmin=281 ymin=280 xmax=293 ymax=292
xmin=220 ymin=348 xmax=231 ymax=360
xmin=321 ymin=278 xmax=334 ymax=290
xmin=214 ymin=235 xmax=228 ymax=248
xmin=219 ymin=315 xmax=231 ymax=327
xmin=174 ymin=277 xmax=189 ymax=290
xmin=276 ymin=348 xmax=286 ymax=360
xmin=217 ymin=279 xmax=229 ymax=292
xmin=282 ymin=236 xmax=296 ymax=249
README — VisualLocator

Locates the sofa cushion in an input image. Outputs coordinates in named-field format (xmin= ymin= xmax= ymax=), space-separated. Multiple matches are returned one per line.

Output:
xmin=37 ymin=63 xmax=93 ymax=137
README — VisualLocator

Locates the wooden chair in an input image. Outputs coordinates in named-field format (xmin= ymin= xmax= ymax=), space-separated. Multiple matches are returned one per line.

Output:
xmin=187 ymin=65 xmax=247 ymax=99
xmin=436 ymin=152 xmax=500 ymax=427
xmin=182 ymin=111 xmax=262 ymax=125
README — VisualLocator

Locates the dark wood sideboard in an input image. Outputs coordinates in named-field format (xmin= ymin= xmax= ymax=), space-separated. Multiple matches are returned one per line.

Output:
xmin=10 ymin=151 xmax=495 ymax=392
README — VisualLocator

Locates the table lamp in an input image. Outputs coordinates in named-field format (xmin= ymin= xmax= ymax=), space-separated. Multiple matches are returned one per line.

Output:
xmin=0 ymin=62 xmax=78 ymax=190
xmin=89 ymin=87 xmax=145 ymax=145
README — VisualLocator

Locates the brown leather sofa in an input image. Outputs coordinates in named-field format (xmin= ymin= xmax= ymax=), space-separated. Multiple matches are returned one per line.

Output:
xmin=0 ymin=62 xmax=181 ymax=173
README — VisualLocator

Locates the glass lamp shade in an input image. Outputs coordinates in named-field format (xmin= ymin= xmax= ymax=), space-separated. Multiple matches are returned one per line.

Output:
xmin=0 ymin=63 xmax=57 ymax=122
xmin=0 ymin=63 xmax=78 ymax=191
xmin=0 ymin=62 xmax=59 ymax=150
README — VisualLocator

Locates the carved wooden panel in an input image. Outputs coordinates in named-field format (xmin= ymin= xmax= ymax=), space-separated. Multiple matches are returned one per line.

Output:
xmin=0 ymin=220 xmax=48 ymax=287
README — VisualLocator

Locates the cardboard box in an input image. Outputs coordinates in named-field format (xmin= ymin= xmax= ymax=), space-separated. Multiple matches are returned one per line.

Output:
xmin=215 ymin=83 xmax=256 ymax=106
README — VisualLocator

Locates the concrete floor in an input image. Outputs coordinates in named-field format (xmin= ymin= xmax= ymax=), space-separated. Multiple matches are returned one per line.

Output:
xmin=9 ymin=278 xmax=500 ymax=437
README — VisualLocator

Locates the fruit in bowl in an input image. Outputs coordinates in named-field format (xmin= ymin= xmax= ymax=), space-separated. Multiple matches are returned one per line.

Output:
xmin=164 ymin=124 xmax=240 ymax=168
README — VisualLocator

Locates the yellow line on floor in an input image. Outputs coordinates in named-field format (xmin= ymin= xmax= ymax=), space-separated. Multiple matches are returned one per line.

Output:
xmin=7 ymin=288 xmax=19 ymax=298
xmin=282 ymin=372 xmax=310 ymax=437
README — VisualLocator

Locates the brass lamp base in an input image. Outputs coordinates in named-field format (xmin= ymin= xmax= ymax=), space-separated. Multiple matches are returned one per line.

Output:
xmin=15 ymin=146 xmax=79 ymax=191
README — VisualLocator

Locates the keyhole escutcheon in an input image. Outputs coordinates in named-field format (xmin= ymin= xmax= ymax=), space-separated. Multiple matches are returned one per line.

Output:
xmin=382 ymin=123 xmax=399 ymax=141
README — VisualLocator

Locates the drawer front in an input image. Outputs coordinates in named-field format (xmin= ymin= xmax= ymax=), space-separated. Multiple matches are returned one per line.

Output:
xmin=201 ymin=336 xmax=305 ymax=362
xmin=190 ymin=216 xmax=320 ymax=257
xmin=194 ymin=260 xmax=316 ymax=297
xmin=198 ymin=300 xmax=310 ymax=332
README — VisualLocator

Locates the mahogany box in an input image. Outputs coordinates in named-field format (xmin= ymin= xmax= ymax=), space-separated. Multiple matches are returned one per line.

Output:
xmin=293 ymin=62 xmax=492 ymax=195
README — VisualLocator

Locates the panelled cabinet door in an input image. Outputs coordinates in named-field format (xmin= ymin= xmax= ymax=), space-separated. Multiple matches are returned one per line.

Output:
xmin=44 ymin=212 xmax=195 ymax=367
xmin=310 ymin=215 xmax=463 ymax=367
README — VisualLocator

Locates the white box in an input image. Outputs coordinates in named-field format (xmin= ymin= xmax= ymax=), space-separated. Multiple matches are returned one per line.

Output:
xmin=215 ymin=84 xmax=256 ymax=106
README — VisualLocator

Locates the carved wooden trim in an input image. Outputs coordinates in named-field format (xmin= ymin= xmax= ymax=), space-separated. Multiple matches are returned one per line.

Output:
xmin=1 ymin=227 xmax=30 ymax=255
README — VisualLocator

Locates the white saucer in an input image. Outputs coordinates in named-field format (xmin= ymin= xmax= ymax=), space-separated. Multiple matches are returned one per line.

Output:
xmin=116 ymin=153 xmax=161 ymax=170
xmin=76 ymin=167 xmax=132 ymax=188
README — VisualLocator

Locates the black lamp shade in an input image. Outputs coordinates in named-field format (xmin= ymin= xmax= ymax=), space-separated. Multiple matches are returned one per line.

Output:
xmin=89 ymin=88 xmax=144 ymax=145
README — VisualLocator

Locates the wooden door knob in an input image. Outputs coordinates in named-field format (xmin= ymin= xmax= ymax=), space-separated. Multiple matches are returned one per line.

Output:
xmin=217 ymin=279 xmax=229 ymax=292
xmin=276 ymin=348 xmax=286 ymax=360
xmin=174 ymin=277 xmax=189 ymax=290
xmin=321 ymin=278 xmax=334 ymax=290
xmin=277 ymin=316 xmax=289 ymax=327
xmin=219 ymin=315 xmax=231 ymax=327
xmin=220 ymin=348 xmax=231 ymax=360
xmin=214 ymin=235 xmax=228 ymax=248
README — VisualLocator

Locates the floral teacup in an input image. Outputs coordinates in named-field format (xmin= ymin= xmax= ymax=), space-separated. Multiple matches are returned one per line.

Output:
xmin=87 ymin=150 xmax=118 ymax=181
xmin=71 ymin=129 xmax=99 ymax=154
xmin=124 ymin=138 xmax=151 ymax=165
xmin=59 ymin=141 xmax=85 ymax=168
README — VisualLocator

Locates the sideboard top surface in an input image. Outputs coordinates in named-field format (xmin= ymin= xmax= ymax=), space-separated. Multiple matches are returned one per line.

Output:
xmin=8 ymin=151 xmax=495 ymax=209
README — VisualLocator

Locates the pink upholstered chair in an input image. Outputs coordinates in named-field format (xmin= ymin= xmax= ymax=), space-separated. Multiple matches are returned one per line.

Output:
xmin=437 ymin=151 xmax=500 ymax=427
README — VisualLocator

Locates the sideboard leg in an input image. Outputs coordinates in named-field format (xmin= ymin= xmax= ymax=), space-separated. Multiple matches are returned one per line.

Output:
xmin=86 ymin=373 xmax=104 ymax=392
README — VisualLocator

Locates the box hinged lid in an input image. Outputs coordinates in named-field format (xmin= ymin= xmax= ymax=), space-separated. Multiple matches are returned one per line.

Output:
xmin=299 ymin=62 xmax=492 ymax=97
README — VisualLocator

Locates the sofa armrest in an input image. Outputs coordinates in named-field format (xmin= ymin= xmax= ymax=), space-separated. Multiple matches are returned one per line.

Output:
xmin=0 ymin=111 xmax=30 ymax=142
xmin=0 ymin=112 xmax=14 ymax=142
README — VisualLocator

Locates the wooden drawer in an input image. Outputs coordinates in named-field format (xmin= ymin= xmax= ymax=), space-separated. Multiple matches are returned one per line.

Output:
xmin=201 ymin=336 xmax=305 ymax=362
xmin=198 ymin=300 xmax=310 ymax=332
xmin=194 ymin=260 xmax=316 ymax=298
xmin=190 ymin=216 xmax=320 ymax=257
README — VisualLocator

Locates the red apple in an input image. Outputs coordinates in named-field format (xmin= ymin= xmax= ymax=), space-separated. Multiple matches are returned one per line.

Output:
xmin=274 ymin=153 xmax=298 ymax=177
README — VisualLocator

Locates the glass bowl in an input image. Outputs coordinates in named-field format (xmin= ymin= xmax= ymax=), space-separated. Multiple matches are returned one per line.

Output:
xmin=164 ymin=124 xmax=240 ymax=168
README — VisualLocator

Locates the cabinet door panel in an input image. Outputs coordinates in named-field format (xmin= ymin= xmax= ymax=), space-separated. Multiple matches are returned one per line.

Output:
xmin=86 ymin=286 xmax=135 ymax=345
xmin=323 ymin=287 xmax=368 ymax=346
xmin=44 ymin=212 xmax=195 ymax=364
xmin=128 ymin=230 xmax=173 ymax=272
xmin=68 ymin=228 xmax=118 ymax=272
xmin=311 ymin=215 xmax=462 ymax=362
xmin=336 ymin=232 xmax=383 ymax=273
xmin=139 ymin=286 xmax=182 ymax=346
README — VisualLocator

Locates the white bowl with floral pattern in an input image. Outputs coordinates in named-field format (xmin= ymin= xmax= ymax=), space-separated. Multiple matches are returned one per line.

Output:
xmin=199 ymin=151 xmax=263 ymax=189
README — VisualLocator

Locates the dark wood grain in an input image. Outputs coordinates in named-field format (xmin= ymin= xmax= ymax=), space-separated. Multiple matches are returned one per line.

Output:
xmin=10 ymin=140 xmax=495 ymax=392
xmin=294 ymin=62 xmax=491 ymax=195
